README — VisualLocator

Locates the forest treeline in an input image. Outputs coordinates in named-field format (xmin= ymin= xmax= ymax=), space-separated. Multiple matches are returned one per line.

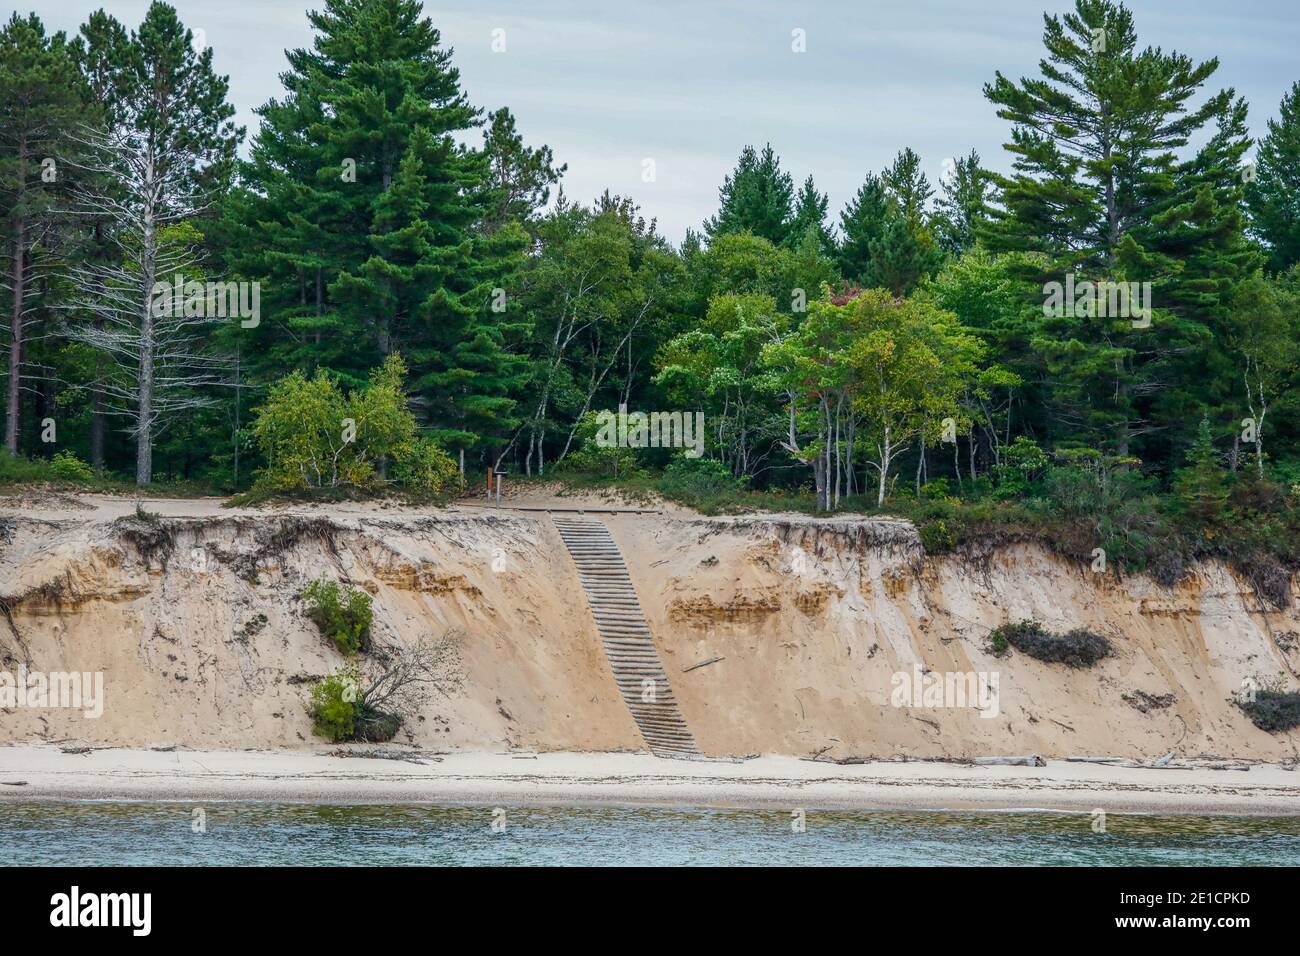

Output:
xmin=2 ymin=0 xmax=1300 ymax=560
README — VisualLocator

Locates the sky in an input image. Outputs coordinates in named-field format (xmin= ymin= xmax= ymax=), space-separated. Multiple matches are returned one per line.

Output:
xmin=16 ymin=0 xmax=1300 ymax=244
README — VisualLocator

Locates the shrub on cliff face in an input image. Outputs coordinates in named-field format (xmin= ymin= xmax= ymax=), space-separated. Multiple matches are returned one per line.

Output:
xmin=309 ymin=667 xmax=361 ymax=741
xmin=307 ymin=633 xmax=464 ymax=743
xmin=303 ymin=579 xmax=373 ymax=654
xmin=1238 ymin=689 xmax=1300 ymax=732
xmin=988 ymin=619 xmax=1111 ymax=667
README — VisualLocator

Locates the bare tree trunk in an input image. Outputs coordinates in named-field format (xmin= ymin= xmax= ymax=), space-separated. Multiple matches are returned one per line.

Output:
xmin=135 ymin=210 xmax=156 ymax=486
xmin=876 ymin=430 xmax=890 ymax=507
xmin=6 ymin=217 xmax=24 ymax=455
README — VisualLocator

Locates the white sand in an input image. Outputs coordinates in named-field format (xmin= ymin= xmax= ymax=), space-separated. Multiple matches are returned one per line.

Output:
xmin=2 ymin=746 xmax=1298 ymax=815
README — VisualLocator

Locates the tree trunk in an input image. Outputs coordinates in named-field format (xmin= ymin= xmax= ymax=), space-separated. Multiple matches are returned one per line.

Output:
xmin=6 ymin=217 xmax=25 ymax=455
xmin=135 ymin=211 xmax=156 ymax=486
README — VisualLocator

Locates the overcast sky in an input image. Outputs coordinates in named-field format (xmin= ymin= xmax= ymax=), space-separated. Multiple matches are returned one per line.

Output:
xmin=17 ymin=0 xmax=1300 ymax=243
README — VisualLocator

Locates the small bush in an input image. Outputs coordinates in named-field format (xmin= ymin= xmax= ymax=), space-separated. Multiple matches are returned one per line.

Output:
xmin=988 ymin=619 xmax=1111 ymax=667
xmin=1238 ymin=690 xmax=1300 ymax=732
xmin=309 ymin=667 xmax=361 ymax=741
xmin=656 ymin=456 xmax=745 ymax=509
xmin=49 ymin=451 xmax=94 ymax=482
xmin=392 ymin=436 xmax=465 ymax=501
xmin=303 ymin=579 xmax=373 ymax=654
xmin=919 ymin=519 xmax=958 ymax=554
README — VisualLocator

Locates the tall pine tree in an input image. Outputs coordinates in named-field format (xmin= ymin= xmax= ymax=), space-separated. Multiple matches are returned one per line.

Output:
xmin=1246 ymin=81 xmax=1300 ymax=272
xmin=236 ymin=0 xmax=530 ymax=462
xmin=705 ymin=143 xmax=794 ymax=245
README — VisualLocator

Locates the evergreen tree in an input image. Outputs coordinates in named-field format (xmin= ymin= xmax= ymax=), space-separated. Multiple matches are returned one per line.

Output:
xmin=69 ymin=10 xmax=133 ymax=469
xmin=705 ymin=143 xmax=794 ymax=245
xmin=881 ymin=147 xmax=933 ymax=220
xmin=935 ymin=149 xmax=995 ymax=255
xmin=64 ymin=2 xmax=241 ymax=485
xmin=237 ymin=0 xmax=528 ymax=461
xmin=837 ymin=173 xmax=890 ymax=284
xmin=864 ymin=213 xmax=942 ymax=297
xmin=983 ymin=0 xmax=1249 ymax=461
xmin=788 ymin=174 xmax=833 ymax=255
xmin=1246 ymin=81 xmax=1300 ymax=272
xmin=0 ymin=14 xmax=83 ymax=454
xmin=481 ymin=106 xmax=566 ymax=234
xmin=1173 ymin=417 xmax=1228 ymax=520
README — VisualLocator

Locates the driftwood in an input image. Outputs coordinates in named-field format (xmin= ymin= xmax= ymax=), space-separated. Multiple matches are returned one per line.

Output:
xmin=683 ymin=656 xmax=724 ymax=673
xmin=973 ymin=755 xmax=1047 ymax=767
xmin=1065 ymin=755 xmax=1128 ymax=764
xmin=326 ymin=748 xmax=437 ymax=765
xmin=1149 ymin=750 xmax=1177 ymax=768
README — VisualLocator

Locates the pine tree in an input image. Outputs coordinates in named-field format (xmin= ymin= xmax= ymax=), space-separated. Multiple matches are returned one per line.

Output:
xmin=881 ymin=147 xmax=933 ymax=220
xmin=237 ymin=0 xmax=529 ymax=461
xmin=481 ymin=106 xmax=566 ymax=234
xmin=1173 ymin=417 xmax=1228 ymax=520
xmin=705 ymin=143 xmax=794 ymax=245
xmin=1246 ymin=81 xmax=1300 ymax=272
xmin=63 ymin=1 xmax=241 ymax=485
xmin=70 ymin=10 xmax=133 ymax=469
xmin=0 ymin=14 xmax=83 ymax=454
xmin=864 ymin=213 xmax=942 ymax=297
xmin=837 ymin=173 xmax=890 ymax=284
xmin=787 ymin=174 xmax=833 ymax=255
xmin=983 ymin=0 xmax=1248 ymax=461
xmin=935 ymin=149 xmax=995 ymax=255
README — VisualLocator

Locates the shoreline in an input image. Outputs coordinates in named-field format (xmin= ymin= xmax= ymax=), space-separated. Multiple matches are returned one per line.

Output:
xmin=2 ymin=747 xmax=1299 ymax=816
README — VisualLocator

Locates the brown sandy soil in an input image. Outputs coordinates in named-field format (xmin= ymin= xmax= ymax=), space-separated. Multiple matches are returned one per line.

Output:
xmin=1 ymin=491 xmax=1298 ymax=765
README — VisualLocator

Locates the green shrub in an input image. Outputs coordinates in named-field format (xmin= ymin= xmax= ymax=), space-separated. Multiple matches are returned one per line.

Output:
xmin=303 ymin=579 xmax=373 ymax=654
xmin=1238 ymin=689 xmax=1300 ymax=732
xmin=989 ymin=619 xmax=1111 ymax=667
xmin=392 ymin=436 xmax=465 ymax=501
xmin=49 ymin=451 xmax=94 ymax=482
xmin=309 ymin=667 xmax=361 ymax=741
xmin=308 ymin=665 xmax=402 ymax=742
xmin=559 ymin=411 xmax=647 ymax=480
xmin=656 ymin=456 xmax=745 ymax=508
xmin=919 ymin=519 xmax=958 ymax=554
xmin=251 ymin=353 xmax=457 ymax=500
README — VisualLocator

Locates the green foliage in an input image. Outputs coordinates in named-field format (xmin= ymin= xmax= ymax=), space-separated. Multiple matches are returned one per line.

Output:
xmin=309 ymin=666 xmax=361 ymax=742
xmin=559 ymin=412 xmax=647 ymax=481
xmin=303 ymin=579 xmax=373 ymax=655
xmin=250 ymin=353 xmax=460 ymax=499
xmin=989 ymin=620 xmax=1112 ymax=667
xmin=392 ymin=437 xmax=465 ymax=501
xmin=706 ymin=143 xmax=795 ymax=245
xmin=656 ymin=456 xmax=746 ymax=509
xmin=49 ymin=451 xmax=94 ymax=482
xmin=1245 ymin=81 xmax=1300 ymax=272
xmin=1238 ymin=688 xmax=1300 ymax=733
xmin=1173 ymin=419 xmax=1229 ymax=521
xmin=919 ymin=519 xmax=958 ymax=554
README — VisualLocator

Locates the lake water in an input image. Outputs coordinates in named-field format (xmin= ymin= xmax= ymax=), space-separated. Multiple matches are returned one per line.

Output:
xmin=3 ymin=803 xmax=1299 ymax=866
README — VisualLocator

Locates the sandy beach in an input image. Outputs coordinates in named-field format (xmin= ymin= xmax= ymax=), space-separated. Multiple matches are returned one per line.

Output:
xmin=2 ymin=746 xmax=1298 ymax=815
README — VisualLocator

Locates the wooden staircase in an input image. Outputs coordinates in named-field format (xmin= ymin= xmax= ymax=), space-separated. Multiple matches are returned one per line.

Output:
xmin=552 ymin=515 xmax=700 ymax=758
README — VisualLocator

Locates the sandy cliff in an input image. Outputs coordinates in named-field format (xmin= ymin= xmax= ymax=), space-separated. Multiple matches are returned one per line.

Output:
xmin=1 ymin=495 xmax=1297 ymax=760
